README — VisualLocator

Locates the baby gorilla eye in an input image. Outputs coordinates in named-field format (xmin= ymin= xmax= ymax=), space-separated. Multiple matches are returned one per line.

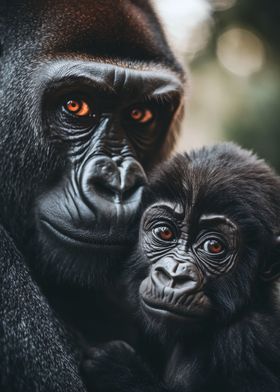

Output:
xmin=153 ymin=226 xmax=176 ymax=242
xmin=65 ymin=99 xmax=92 ymax=117
xmin=129 ymin=106 xmax=154 ymax=124
xmin=202 ymin=239 xmax=225 ymax=254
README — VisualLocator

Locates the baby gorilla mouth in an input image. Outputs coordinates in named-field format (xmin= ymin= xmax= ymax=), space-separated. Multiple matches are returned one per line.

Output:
xmin=139 ymin=275 xmax=209 ymax=320
xmin=141 ymin=294 xmax=206 ymax=319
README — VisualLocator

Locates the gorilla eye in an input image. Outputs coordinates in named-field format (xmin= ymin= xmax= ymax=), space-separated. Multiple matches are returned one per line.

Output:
xmin=129 ymin=106 xmax=154 ymax=124
xmin=154 ymin=226 xmax=176 ymax=242
xmin=65 ymin=99 xmax=91 ymax=117
xmin=202 ymin=239 xmax=225 ymax=255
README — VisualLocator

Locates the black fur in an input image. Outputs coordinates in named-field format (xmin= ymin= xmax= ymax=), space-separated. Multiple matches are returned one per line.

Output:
xmin=83 ymin=143 xmax=280 ymax=392
xmin=0 ymin=1 xmax=184 ymax=390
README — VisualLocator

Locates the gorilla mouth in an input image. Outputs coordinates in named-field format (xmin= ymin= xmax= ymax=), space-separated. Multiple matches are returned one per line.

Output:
xmin=141 ymin=296 xmax=201 ymax=320
xmin=41 ymin=219 xmax=132 ymax=249
xmin=139 ymin=278 xmax=207 ymax=320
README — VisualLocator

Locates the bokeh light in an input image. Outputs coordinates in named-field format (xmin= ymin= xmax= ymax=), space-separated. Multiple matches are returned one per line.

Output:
xmin=155 ymin=0 xmax=280 ymax=172
xmin=153 ymin=0 xmax=211 ymax=56
xmin=217 ymin=28 xmax=265 ymax=77
xmin=212 ymin=0 xmax=236 ymax=11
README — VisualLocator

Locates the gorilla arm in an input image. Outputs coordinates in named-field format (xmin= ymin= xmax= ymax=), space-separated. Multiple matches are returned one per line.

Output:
xmin=0 ymin=225 xmax=86 ymax=392
xmin=82 ymin=340 xmax=171 ymax=392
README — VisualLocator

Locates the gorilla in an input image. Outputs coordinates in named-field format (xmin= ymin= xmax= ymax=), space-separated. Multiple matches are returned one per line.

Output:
xmin=82 ymin=143 xmax=280 ymax=392
xmin=0 ymin=1 xmax=185 ymax=391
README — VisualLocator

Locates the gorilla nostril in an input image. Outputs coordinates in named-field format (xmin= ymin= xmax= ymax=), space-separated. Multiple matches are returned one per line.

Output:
xmin=122 ymin=185 xmax=140 ymax=201
xmin=121 ymin=175 xmax=146 ymax=200
xmin=154 ymin=267 xmax=172 ymax=287
xmin=91 ymin=179 xmax=119 ymax=200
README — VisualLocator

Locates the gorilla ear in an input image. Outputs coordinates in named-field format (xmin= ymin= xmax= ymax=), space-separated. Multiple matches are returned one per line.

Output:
xmin=261 ymin=236 xmax=280 ymax=281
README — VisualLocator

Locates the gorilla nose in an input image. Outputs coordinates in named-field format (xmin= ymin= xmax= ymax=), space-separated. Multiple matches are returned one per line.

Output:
xmin=82 ymin=156 xmax=147 ymax=203
xmin=153 ymin=259 xmax=201 ymax=292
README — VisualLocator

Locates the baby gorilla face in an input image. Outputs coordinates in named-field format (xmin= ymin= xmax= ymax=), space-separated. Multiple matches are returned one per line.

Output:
xmin=130 ymin=143 xmax=280 ymax=332
xmin=138 ymin=205 xmax=239 ymax=323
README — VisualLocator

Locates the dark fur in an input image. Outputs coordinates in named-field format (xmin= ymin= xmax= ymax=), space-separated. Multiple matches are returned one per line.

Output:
xmin=83 ymin=143 xmax=280 ymax=392
xmin=0 ymin=1 xmax=184 ymax=390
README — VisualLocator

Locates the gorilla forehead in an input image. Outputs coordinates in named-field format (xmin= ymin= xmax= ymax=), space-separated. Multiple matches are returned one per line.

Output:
xmin=2 ymin=0 xmax=183 ymax=72
xmin=147 ymin=143 xmax=280 ymax=229
xmin=35 ymin=59 xmax=183 ymax=102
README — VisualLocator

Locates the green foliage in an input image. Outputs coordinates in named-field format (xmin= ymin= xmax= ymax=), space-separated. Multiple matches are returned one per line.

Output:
xmin=225 ymin=76 xmax=280 ymax=172
xmin=213 ymin=0 xmax=280 ymax=172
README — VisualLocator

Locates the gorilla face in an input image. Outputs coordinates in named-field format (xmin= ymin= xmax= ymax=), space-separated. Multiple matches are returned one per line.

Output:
xmin=0 ymin=1 xmax=184 ymax=285
xmin=35 ymin=61 xmax=182 ymax=281
xmin=139 ymin=206 xmax=238 ymax=322
xmin=127 ymin=144 xmax=280 ymax=336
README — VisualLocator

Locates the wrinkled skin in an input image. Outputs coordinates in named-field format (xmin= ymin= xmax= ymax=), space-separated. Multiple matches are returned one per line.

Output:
xmin=83 ymin=144 xmax=280 ymax=392
xmin=0 ymin=1 xmax=185 ymax=391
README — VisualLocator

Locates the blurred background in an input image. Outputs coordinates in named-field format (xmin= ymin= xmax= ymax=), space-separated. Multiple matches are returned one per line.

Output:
xmin=154 ymin=0 xmax=280 ymax=172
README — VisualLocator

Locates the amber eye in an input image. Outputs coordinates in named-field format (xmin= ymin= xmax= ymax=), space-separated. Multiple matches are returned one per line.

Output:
xmin=202 ymin=239 xmax=225 ymax=254
xmin=154 ymin=226 xmax=176 ymax=242
xmin=129 ymin=106 xmax=154 ymax=124
xmin=65 ymin=99 xmax=91 ymax=117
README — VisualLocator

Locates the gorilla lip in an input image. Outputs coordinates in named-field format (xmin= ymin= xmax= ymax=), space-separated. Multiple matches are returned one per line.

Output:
xmin=141 ymin=296 xmax=201 ymax=320
xmin=41 ymin=219 xmax=131 ymax=249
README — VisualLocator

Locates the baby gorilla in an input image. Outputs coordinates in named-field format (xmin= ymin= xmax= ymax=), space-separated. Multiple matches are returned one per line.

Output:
xmin=82 ymin=143 xmax=280 ymax=392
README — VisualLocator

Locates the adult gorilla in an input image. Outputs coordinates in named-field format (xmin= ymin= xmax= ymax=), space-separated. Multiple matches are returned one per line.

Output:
xmin=0 ymin=0 xmax=185 ymax=391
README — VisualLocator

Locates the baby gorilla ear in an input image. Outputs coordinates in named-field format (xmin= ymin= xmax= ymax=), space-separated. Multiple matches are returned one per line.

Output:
xmin=261 ymin=236 xmax=280 ymax=281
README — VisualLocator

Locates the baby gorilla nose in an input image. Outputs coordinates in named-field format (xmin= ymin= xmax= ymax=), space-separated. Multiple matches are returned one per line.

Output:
xmin=153 ymin=258 xmax=202 ymax=292
xmin=139 ymin=257 xmax=207 ymax=320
